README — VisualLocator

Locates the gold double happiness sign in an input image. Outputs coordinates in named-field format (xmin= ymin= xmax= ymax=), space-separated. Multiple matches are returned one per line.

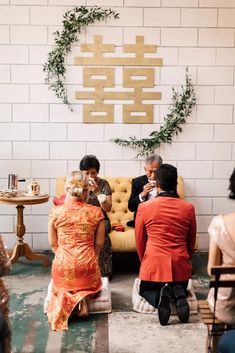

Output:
xmin=74 ymin=35 xmax=163 ymax=124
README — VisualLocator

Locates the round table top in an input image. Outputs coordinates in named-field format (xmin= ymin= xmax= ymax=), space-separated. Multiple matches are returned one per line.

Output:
xmin=0 ymin=191 xmax=49 ymax=206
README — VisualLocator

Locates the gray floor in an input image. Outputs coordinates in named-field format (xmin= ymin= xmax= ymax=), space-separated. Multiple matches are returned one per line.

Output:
xmin=6 ymin=256 xmax=208 ymax=353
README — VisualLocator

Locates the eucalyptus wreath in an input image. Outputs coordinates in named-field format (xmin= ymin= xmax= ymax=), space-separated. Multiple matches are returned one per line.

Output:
xmin=112 ymin=68 xmax=196 ymax=157
xmin=43 ymin=6 xmax=119 ymax=109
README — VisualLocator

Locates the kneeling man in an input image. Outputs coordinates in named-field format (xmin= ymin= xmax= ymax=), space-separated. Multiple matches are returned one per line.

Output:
xmin=135 ymin=164 xmax=196 ymax=326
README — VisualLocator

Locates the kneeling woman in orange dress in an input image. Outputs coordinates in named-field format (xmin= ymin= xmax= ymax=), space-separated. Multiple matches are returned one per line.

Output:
xmin=47 ymin=170 xmax=105 ymax=331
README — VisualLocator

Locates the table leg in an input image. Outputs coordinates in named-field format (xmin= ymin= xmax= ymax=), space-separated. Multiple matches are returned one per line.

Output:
xmin=10 ymin=205 xmax=49 ymax=267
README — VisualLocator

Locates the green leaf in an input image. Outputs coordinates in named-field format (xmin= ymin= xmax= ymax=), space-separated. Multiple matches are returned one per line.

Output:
xmin=43 ymin=6 xmax=119 ymax=108
xmin=112 ymin=68 xmax=196 ymax=157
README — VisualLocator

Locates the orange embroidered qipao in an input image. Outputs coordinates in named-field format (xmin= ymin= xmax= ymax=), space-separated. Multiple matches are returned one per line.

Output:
xmin=47 ymin=200 xmax=104 ymax=331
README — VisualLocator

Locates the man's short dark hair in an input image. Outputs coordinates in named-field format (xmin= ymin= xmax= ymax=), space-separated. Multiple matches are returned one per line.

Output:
xmin=229 ymin=168 xmax=235 ymax=200
xmin=155 ymin=164 xmax=178 ymax=192
xmin=79 ymin=155 xmax=100 ymax=173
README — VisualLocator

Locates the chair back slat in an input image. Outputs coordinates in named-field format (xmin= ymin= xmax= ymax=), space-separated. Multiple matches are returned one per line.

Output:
xmin=211 ymin=266 xmax=235 ymax=276
xmin=210 ymin=280 xmax=235 ymax=288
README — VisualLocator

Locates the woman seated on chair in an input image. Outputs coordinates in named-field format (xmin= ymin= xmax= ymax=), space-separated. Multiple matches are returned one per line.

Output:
xmin=54 ymin=155 xmax=112 ymax=278
xmin=207 ymin=168 xmax=235 ymax=324
xmin=0 ymin=235 xmax=11 ymax=353
xmin=47 ymin=171 xmax=105 ymax=331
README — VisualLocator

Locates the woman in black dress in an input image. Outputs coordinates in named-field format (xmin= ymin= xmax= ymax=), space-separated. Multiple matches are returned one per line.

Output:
xmin=80 ymin=155 xmax=113 ymax=278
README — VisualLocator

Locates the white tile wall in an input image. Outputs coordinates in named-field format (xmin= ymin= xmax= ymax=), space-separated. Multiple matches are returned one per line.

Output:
xmin=0 ymin=104 xmax=11 ymax=121
xmin=11 ymin=65 xmax=44 ymax=84
xmin=12 ymin=104 xmax=49 ymax=122
xmin=218 ymin=9 xmax=235 ymax=27
xmin=176 ymin=124 xmax=213 ymax=142
xmin=196 ymin=215 xmax=212 ymax=233
xmin=177 ymin=161 xmax=213 ymax=179
xmin=197 ymin=105 xmax=233 ymax=124
xmin=179 ymin=48 xmax=216 ymax=66
xmin=29 ymin=45 xmax=51 ymax=64
xmin=200 ymin=0 xmax=235 ymax=7
xmin=213 ymin=197 xmax=235 ymax=214
xmin=144 ymin=8 xmax=180 ymax=27
xmin=50 ymin=0 xmax=84 ymax=4
xmin=11 ymin=26 xmax=47 ymax=45
xmin=0 ymin=85 xmax=28 ymax=103
xmin=160 ymin=143 xmax=195 ymax=161
xmin=195 ymin=179 xmax=228 ymax=197
xmin=107 ymin=7 xmax=143 ymax=27
xmin=30 ymin=6 xmax=65 ymax=25
xmin=0 ymin=160 xmax=30 ymax=178
xmin=13 ymin=142 xmax=49 ymax=159
xmin=194 ymin=86 xmax=215 ymax=105
xmin=0 ymin=6 xmax=29 ymax=24
xmin=198 ymin=29 xmax=234 ymax=47
xmin=213 ymin=161 xmax=235 ymax=179
xmin=0 ymin=45 xmax=28 ymax=64
xmin=12 ymin=0 xmax=47 ymax=4
xmin=31 ymin=123 xmax=66 ymax=141
xmin=214 ymin=125 xmax=235 ymax=142
xmin=68 ymin=124 xmax=104 ymax=141
xmin=196 ymin=143 xmax=232 ymax=160
xmin=50 ymin=142 xmax=86 ymax=159
xmin=161 ymin=28 xmax=197 ymax=46
xmin=0 ymin=65 xmax=10 ymax=83
xmin=215 ymin=87 xmax=235 ymax=105
xmin=163 ymin=0 xmax=198 ymax=6
xmin=216 ymin=48 xmax=235 ymax=66
xmin=187 ymin=197 xmax=212 ymax=215
xmin=0 ymin=142 xmax=11 ymax=159
xmin=0 ymin=122 xmax=29 ymax=140
xmin=0 ymin=25 xmax=9 ymax=44
xmin=198 ymin=67 xmax=234 ymax=86
xmin=31 ymin=160 xmax=67 ymax=178
xmin=123 ymin=27 xmax=160 ymax=45
xmin=181 ymin=9 xmax=217 ymax=27
xmin=0 ymin=1 xmax=235 ymax=251
xmin=125 ymin=0 xmax=160 ymax=6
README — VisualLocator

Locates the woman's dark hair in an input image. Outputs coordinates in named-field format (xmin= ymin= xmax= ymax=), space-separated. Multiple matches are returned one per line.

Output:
xmin=229 ymin=168 xmax=235 ymax=199
xmin=79 ymin=155 xmax=100 ymax=173
xmin=155 ymin=164 xmax=178 ymax=192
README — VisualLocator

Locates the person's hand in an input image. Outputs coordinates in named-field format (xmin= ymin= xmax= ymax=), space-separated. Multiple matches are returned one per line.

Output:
xmin=88 ymin=178 xmax=99 ymax=194
xmin=141 ymin=183 xmax=153 ymax=198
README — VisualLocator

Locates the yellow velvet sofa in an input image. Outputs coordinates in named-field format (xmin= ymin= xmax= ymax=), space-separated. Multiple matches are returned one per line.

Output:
xmin=55 ymin=176 xmax=186 ymax=253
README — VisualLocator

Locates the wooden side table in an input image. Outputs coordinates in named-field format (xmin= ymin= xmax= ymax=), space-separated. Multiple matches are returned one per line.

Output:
xmin=0 ymin=193 xmax=50 ymax=267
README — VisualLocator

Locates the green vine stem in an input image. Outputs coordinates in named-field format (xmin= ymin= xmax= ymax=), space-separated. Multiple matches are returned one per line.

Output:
xmin=112 ymin=68 xmax=196 ymax=157
xmin=43 ymin=6 xmax=119 ymax=109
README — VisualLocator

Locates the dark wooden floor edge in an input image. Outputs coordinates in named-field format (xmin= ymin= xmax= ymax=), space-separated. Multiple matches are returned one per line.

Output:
xmin=94 ymin=314 xmax=109 ymax=353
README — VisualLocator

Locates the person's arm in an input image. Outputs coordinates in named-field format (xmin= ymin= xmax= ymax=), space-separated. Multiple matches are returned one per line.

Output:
xmin=0 ymin=235 xmax=11 ymax=276
xmin=135 ymin=205 xmax=147 ymax=261
xmin=128 ymin=179 xmax=142 ymax=212
xmin=89 ymin=179 xmax=112 ymax=213
xmin=48 ymin=218 xmax=58 ymax=254
xmin=94 ymin=220 xmax=105 ymax=256
xmin=97 ymin=194 xmax=112 ymax=213
xmin=186 ymin=206 xmax=197 ymax=259
xmin=207 ymin=234 xmax=222 ymax=276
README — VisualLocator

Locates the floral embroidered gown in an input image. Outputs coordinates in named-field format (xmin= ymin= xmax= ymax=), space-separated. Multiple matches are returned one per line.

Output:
xmin=53 ymin=177 xmax=113 ymax=277
xmin=47 ymin=199 xmax=104 ymax=331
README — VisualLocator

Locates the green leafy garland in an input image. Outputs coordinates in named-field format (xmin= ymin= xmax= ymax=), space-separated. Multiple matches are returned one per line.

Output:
xmin=43 ymin=6 xmax=119 ymax=109
xmin=112 ymin=68 xmax=196 ymax=156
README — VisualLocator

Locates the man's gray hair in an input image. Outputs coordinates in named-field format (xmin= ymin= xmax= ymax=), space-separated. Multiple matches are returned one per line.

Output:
xmin=145 ymin=154 xmax=163 ymax=165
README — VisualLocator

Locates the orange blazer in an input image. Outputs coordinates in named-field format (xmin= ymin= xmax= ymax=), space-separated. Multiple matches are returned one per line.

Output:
xmin=135 ymin=195 xmax=196 ymax=282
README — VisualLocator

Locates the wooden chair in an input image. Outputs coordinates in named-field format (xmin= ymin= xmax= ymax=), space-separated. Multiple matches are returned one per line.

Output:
xmin=198 ymin=265 xmax=235 ymax=353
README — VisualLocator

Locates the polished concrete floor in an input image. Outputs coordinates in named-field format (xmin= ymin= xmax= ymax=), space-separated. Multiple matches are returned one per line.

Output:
xmin=6 ymin=252 xmax=208 ymax=353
